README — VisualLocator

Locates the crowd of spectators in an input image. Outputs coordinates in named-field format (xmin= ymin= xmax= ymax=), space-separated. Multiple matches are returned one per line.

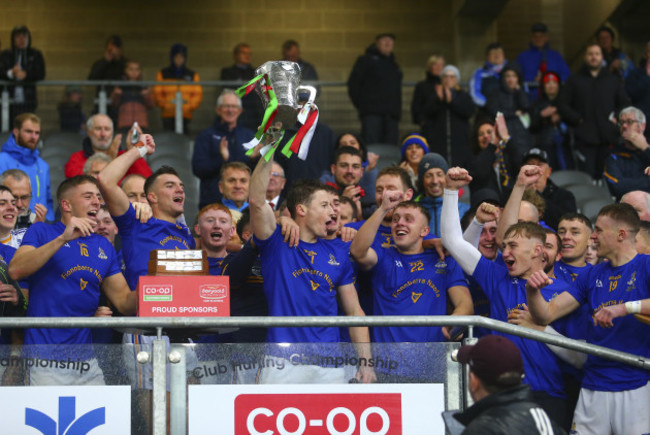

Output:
xmin=0 ymin=22 xmax=648 ymax=434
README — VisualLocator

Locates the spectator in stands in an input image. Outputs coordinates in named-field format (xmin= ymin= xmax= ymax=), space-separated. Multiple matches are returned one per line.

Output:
xmin=621 ymin=190 xmax=650 ymax=221
xmin=467 ymin=115 xmax=518 ymax=202
xmin=219 ymin=162 xmax=250 ymax=213
xmin=521 ymin=148 xmax=576 ymax=230
xmin=88 ymin=35 xmax=126 ymax=123
xmin=469 ymin=42 xmax=508 ymax=107
xmin=486 ymin=63 xmax=534 ymax=160
xmin=399 ymin=134 xmax=429 ymax=190
xmin=65 ymin=114 xmax=152 ymax=179
xmin=442 ymin=167 xmax=572 ymax=426
xmin=266 ymin=162 xmax=286 ymax=211
xmin=82 ymin=153 xmax=111 ymax=179
xmin=530 ymin=71 xmax=571 ymax=169
xmin=415 ymin=153 xmax=469 ymax=237
xmin=411 ymin=54 xmax=445 ymax=130
xmin=351 ymin=194 xmax=472 ymax=382
xmin=453 ymin=335 xmax=564 ymax=434
xmin=111 ymin=60 xmax=153 ymax=134
xmin=281 ymin=40 xmax=318 ymax=82
xmin=247 ymin=144 xmax=374 ymax=384
xmin=9 ymin=175 xmax=136 ymax=385
xmin=347 ymin=33 xmax=402 ymax=145
xmin=192 ymin=89 xmax=255 ymax=208
xmin=516 ymin=22 xmax=571 ymax=101
xmin=0 ymin=169 xmax=47 ymax=230
xmin=412 ymin=64 xmax=475 ymax=166
xmin=153 ymin=43 xmax=202 ymax=134
xmin=625 ymin=41 xmax=650 ymax=142
xmin=57 ymin=85 xmax=86 ymax=134
xmin=636 ymin=221 xmax=650 ymax=253
xmin=338 ymin=196 xmax=357 ymax=226
xmin=558 ymin=42 xmax=630 ymax=179
xmin=221 ymin=43 xmax=264 ymax=132
xmin=0 ymin=113 xmax=54 ymax=221
xmin=0 ymin=26 xmax=45 ymax=121
xmin=120 ymin=174 xmax=147 ymax=205
xmin=604 ymin=107 xmax=650 ymax=200
xmin=321 ymin=146 xmax=374 ymax=220
xmin=0 ymin=186 xmax=19 ymax=248
xmin=596 ymin=26 xmax=633 ymax=79
xmin=526 ymin=203 xmax=650 ymax=435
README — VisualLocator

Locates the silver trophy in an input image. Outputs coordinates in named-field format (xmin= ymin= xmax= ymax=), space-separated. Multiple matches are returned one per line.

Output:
xmin=254 ymin=61 xmax=317 ymax=131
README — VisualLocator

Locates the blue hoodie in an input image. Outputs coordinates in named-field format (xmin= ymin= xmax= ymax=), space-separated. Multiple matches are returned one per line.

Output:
xmin=415 ymin=194 xmax=470 ymax=238
xmin=0 ymin=134 xmax=54 ymax=221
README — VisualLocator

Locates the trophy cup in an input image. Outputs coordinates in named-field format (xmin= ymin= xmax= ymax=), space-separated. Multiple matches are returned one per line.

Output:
xmin=237 ymin=61 xmax=319 ymax=161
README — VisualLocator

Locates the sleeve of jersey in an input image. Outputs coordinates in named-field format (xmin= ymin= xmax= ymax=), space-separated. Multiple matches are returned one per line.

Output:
xmin=111 ymin=204 xmax=136 ymax=238
xmin=251 ymin=225 xmax=281 ymax=254
xmin=445 ymin=257 xmax=469 ymax=288
xmin=566 ymin=269 xmax=588 ymax=305
xmin=337 ymin=256 xmax=356 ymax=287
xmin=470 ymin=257 xmax=499 ymax=301
xmin=103 ymin=240 xmax=122 ymax=278
xmin=19 ymin=222 xmax=46 ymax=248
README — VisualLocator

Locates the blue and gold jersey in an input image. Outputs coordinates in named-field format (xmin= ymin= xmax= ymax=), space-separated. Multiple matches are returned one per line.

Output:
xmin=254 ymin=225 xmax=355 ymax=346
xmin=568 ymin=254 xmax=650 ymax=391
xmin=371 ymin=248 xmax=466 ymax=343
xmin=113 ymin=204 xmax=196 ymax=290
xmin=555 ymin=260 xmax=592 ymax=284
xmin=22 ymin=222 xmax=121 ymax=348
xmin=0 ymin=243 xmax=16 ymax=265
xmin=473 ymin=257 xmax=567 ymax=398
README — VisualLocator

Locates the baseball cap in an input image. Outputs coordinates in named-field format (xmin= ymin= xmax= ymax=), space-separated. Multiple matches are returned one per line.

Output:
xmin=522 ymin=148 xmax=549 ymax=165
xmin=456 ymin=335 xmax=523 ymax=386
xmin=531 ymin=22 xmax=548 ymax=33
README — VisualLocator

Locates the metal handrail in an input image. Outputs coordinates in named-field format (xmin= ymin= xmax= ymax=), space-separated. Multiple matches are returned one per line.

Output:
xmin=1 ymin=315 xmax=647 ymax=371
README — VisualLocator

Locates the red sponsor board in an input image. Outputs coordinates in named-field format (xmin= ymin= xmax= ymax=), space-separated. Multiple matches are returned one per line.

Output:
xmin=137 ymin=275 xmax=230 ymax=317
xmin=234 ymin=393 xmax=402 ymax=434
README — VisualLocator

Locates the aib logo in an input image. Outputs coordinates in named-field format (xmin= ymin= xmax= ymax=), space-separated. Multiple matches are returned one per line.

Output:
xmin=25 ymin=396 xmax=105 ymax=434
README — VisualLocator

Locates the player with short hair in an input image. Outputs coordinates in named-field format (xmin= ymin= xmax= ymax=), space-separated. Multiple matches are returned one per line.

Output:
xmin=526 ymin=202 xmax=650 ymax=435
xmin=9 ymin=175 xmax=136 ymax=385
xmin=555 ymin=213 xmax=593 ymax=283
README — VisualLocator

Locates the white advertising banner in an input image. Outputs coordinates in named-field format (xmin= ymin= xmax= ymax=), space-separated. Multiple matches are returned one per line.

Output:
xmin=189 ymin=383 xmax=445 ymax=434
xmin=0 ymin=386 xmax=131 ymax=434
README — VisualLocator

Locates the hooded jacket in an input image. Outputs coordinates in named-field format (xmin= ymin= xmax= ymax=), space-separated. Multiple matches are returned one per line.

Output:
xmin=153 ymin=44 xmax=203 ymax=120
xmin=347 ymin=43 xmax=403 ymax=119
xmin=0 ymin=26 xmax=46 ymax=109
xmin=0 ymin=134 xmax=54 ymax=221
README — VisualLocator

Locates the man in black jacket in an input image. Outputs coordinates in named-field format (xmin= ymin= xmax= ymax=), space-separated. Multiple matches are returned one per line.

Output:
xmin=558 ymin=42 xmax=629 ymax=179
xmin=453 ymin=335 xmax=566 ymax=434
xmin=347 ymin=33 xmax=402 ymax=146
xmin=522 ymin=148 xmax=577 ymax=230
xmin=0 ymin=26 xmax=45 ymax=121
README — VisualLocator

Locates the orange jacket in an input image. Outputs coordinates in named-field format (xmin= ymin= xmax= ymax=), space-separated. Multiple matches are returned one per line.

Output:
xmin=153 ymin=69 xmax=203 ymax=119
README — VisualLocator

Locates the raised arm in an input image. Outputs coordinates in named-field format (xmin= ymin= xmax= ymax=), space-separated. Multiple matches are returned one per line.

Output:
xmin=249 ymin=147 xmax=277 ymax=241
xmin=440 ymin=168 xmax=482 ymax=275
xmin=463 ymin=202 xmax=500 ymax=247
xmin=495 ymin=165 xmax=541 ymax=246
xmin=350 ymin=190 xmax=403 ymax=271
xmin=97 ymin=134 xmax=156 ymax=217
xmin=9 ymin=217 xmax=96 ymax=280
xmin=525 ymin=270 xmax=580 ymax=325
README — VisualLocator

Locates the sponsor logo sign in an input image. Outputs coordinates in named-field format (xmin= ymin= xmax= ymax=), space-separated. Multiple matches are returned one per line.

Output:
xmin=138 ymin=276 xmax=230 ymax=317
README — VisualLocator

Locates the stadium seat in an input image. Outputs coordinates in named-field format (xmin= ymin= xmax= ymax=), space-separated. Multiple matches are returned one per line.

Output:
xmin=42 ymin=132 xmax=84 ymax=157
xmin=569 ymin=184 xmax=611 ymax=205
xmin=149 ymin=132 xmax=193 ymax=158
xmin=579 ymin=197 xmax=614 ymax=222
xmin=549 ymin=170 xmax=593 ymax=188
xmin=367 ymin=144 xmax=401 ymax=171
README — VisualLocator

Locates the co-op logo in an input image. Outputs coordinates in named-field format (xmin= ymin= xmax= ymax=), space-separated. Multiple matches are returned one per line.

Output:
xmin=235 ymin=393 xmax=401 ymax=435
xmin=199 ymin=284 xmax=228 ymax=300
xmin=143 ymin=284 xmax=173 ymax=302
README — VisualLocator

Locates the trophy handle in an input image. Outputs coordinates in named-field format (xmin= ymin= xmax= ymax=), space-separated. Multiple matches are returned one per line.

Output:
xmin=297 ymin=85 xmax=317 ymax=105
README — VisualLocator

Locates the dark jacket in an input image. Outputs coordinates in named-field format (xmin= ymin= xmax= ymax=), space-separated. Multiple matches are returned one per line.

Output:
xmin=558 ymin=65 xmax=630 ymax=146
xmin=467 ymin=142 xmax=518 ymax=203
xmin=347 ymin=44 xmax=402 ymax=119
xmin=454 ymin=385 xmax=566 ymax=435
xmin=530 ymin=95 xmax=564 ymax=152
xmin=485 ymin=63 xmax=534 ymax=158
xmin=539 ymin=178 xmax=577 ymax=230
xmin=625 ymin=59 xmax=650 ymax=141
xmin=412 ymin=74 xmax=475 ymax=166
xmin=220 ymin=64 xmax=265 ymax=132
xmin=0 ymin=26 xmax=45 ymax=111
xmin=192 ymin=120 xmax=256 ymax=208
xmin=603 ymin=143 xmax=650 ymax=200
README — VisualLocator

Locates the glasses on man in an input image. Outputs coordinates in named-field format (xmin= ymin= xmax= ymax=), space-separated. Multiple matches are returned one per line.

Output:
xmin=14 ymin=194 xmax=31 ymax=203
xmin=618 ymin=119 xmax=639 ymax=127
xmin=270 ymin=172 xmax=285 ymax=178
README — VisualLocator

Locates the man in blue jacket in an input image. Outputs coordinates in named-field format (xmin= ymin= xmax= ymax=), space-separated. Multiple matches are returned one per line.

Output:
xmin=192 ymin=89 xmax=255 ymax=208
xmin=516 ymin=22 xmax=571 ymax=101
xmin=0 ymin=113 xmax=53 ymax=221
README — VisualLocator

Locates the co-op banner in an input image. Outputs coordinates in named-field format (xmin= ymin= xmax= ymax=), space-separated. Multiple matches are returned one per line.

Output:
xmin=188 ymin=383 xmax=445 ymax=434
xmin=0 ymin=386 xmax=130 ymax=434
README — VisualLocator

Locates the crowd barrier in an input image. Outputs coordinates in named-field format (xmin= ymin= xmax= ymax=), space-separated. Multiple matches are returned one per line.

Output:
xmin=0 ymin=315 xmax=647 ymax=434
